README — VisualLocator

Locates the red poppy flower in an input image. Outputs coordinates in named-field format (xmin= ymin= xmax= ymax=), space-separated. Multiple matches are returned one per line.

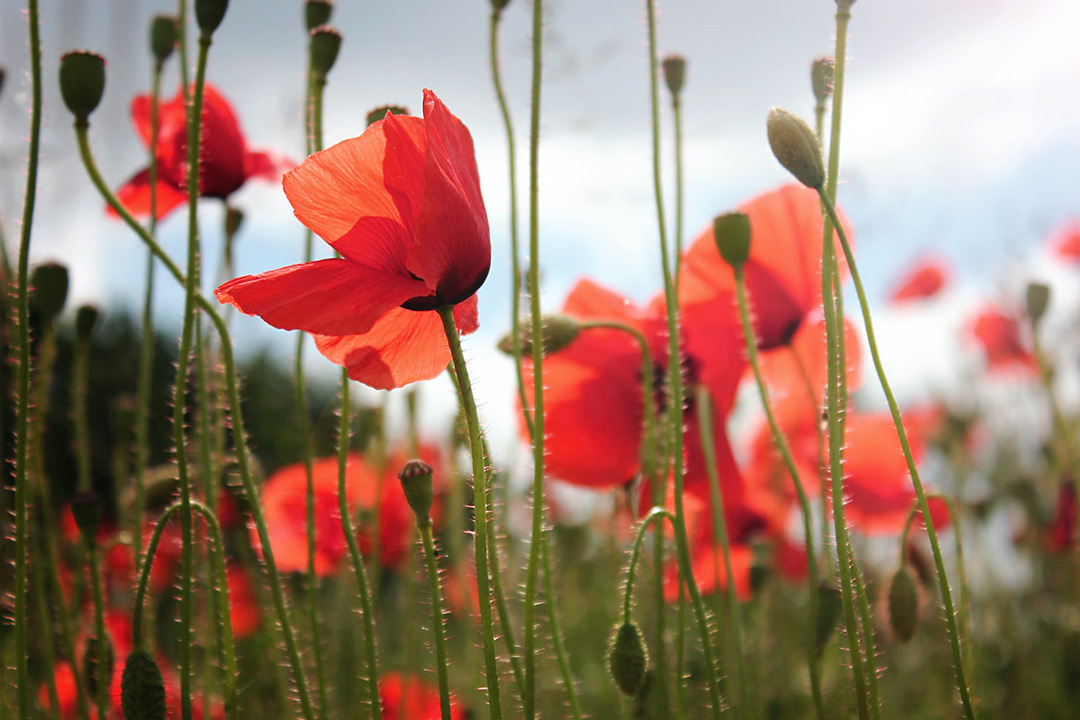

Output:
xmin=1048 ymin=220 xmax=1080 ymax=262
xmin=379 ymin=672 xmax=466 ymax=720
xmin=226 ymin=563 xmax=261 ymax=639
xmin=889 ymin=254 xmax=950 ymax=303
xmin=113 ymin=84 xmax=292 ymax=220
xmin=217 ymin=90 xmax=489 ymax=390
xmin=680 ymin=184 xmax=853 ymax=349
xmin=969 ymin=305 xmax=1036 ymax=372
xmin=1045 ymin=480 xmax=1077 ymax=553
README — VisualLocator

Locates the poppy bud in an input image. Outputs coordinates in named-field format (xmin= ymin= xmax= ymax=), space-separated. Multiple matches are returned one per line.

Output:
xmin=305 ymin=0 xmax=333 ymax=31
xmin=150 ymin=16 xmax=178 ymax=64
xmin=366 ymin=104 xmax=410 ymax=128
xmin=814 ymin=582 xmax=842 ymax=655
xmin=713 ymin=212 xmax=751 ymax=269
xmin=837 ymin=0 xmax=858 ymax=10
xmin=887 ymin=565 xmax=920 ymax=642
xmin=1025 ymin=282 xmax=1050 ymax=326
xmin=609 ymin=622 xmax=648 ymax=696
xmin=491 ymin=0 xmax=512 ymax=10
xmin=398 ymin=458 xmax=435 ymax=526
xmin=225 ymin=206 xmax=245 ymax=239
xmin=121 ymin=650 xmax=167 ymax=720
xmin=498 ymin=314 xmax=582 ymax=357
xmin=30 ymin=262 xmax=69 ymax=322
xmin=195 ymin=0 xmax=228 ymax=35
xmin=811 ymin=56 xmax=834 ymax=104
xmin=75 ymin=305 xmax=101 ymax=342
xmin=83 ymin=634 xmax=115 ymax=697
xmin=310 ymin=26 xmax=343 ymax=81
xmin=59 ymin=51 xmax=106 ymax=123
xmin=662 ymin=55 xmax=686 ymax=98
xmin=767 ymin=107 xmax=824 ymax=190
xmin=71 ymin=489 xmax=103 ymax=543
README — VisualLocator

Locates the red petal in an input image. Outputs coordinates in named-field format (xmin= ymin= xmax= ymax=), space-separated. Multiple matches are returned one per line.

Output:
xmin=843 ymin=413 xmax=927 ymax=535
xmin=889 ymin=254 xmax=950 ymax=303
xmin=1050 ymin=220 xmax=1080 ymax=261
xmin=131 ymin=94 xmax=153 ymax=147
xmin=453 ymin=294 xmax=479 ymax=334
xmin=245 ymin=148 xmax=296 ymax=183
xmin=110 ymin=168 xmax=188 ymax=220
xmin=197 ymin=84 xmax=248 ymax=198
xmin=215 ymin=258 xmax=429 ymax=336
xmin=405 ymin=90 xmax=490 ymax=304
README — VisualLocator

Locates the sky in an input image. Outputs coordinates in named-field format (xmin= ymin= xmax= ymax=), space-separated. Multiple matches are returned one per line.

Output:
xmin=1 ymin=0 xmax=1079 ymax=469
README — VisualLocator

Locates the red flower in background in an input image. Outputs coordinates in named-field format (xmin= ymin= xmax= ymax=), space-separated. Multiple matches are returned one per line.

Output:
xmin=1045 ymin=481 xmax=1077 ymax=553
xmin=1048 ymin=220 xmax=1080 ymax=262
xmin=970 ymin=305 xmax=1036 ymax=372
xmin=113 ymin=84 xmax=292 ymax=220
xmin=218 ymin=90 xmax=489 ymax=390
xmin=379 ymin=673 xmax=466 ymax=720
xmin=889 ymin=254 xmax=950 ymax=303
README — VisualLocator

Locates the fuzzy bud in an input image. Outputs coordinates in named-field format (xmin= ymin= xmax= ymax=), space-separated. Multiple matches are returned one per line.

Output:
xmin=398 ymin=458 xmax=435 ymax=526
xmin=366 ymin=105 xmax=410 ymax=128
xmin=1025 ymin=282 xmax=1050 ymax=326
xmin=811 ymin=56 xmax=834 ymax=104
xmin=71 ymin=490 xmax=103 ymax=543
xmin=662 ymin=55 xmax=686 ymax=98
xmin=310 ymin=26 xmax=343 ymax=81
xmin=814 ymin=583 xmax=842 ymax=655
xmin=121 ymin=650 xmax=167 ymax=720
xmin=75 ymin=304 xmax=101 ymax=342
xmin=30 ymin=262 xmax=70 ymax=322
xmin=608 ymin=622 xmax=648 ymax=697
xmin=713 ymin=212 xmax=751 ymax=269
xmin=888 ymin=566 xmax=920 ymax=642
xmin=497 ymin=314 xmax=582 ymax=357
xmin=83 ymin=635 xmax=115 ymax=697
xmin=195 ymin=0 xmax=229 ymax=35
xmin=59 ymin=51 xmax=106 ymax=123
xmin=150 ymin=16 xmax=178 ymax=64
xmin=767 ymin=107 xmax=824 ymax=190
xmin=305 ymin=0 xmax=333 ymax=31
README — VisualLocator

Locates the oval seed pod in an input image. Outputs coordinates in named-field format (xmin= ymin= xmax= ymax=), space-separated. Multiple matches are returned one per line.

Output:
xmin=121 ymin=650 xmax=167 ymax=720
xmin=608 ymin=622 xmax=649 ymax=697
xmin=888 ymin=565 xmax=920 ymax=643
xmin=497 ymin=314 xmax=582 ymax=357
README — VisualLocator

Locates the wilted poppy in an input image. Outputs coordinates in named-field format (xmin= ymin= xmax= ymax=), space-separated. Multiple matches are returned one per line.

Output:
xmin=113 ymin=84 xmax=292 ymax=220
xmin=889 ymin=254 xmax=950 ymax=303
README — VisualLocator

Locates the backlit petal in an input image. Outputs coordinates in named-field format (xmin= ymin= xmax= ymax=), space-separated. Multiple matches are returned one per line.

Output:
xmin=111 ymin=168 xmax=188 ymax=221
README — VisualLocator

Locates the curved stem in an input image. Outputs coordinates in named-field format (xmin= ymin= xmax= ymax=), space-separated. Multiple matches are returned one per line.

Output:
xmin=418 ymin=521 xmax=452 ymax=720
xmin=542 ymin=530 xmax=583 ymax=720
xmin=623 ymin=507 xmax=676 ymax=620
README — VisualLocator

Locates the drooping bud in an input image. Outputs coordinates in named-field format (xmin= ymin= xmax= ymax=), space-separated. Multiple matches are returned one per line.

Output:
xmin=195 ymin=0 xmax=229 ymax=36
xmin=713 ymin=212 xmax=751 ymax=269
xmin=150 ymin=16 xmax=178 ymax=64
xmin=608 ymin=622 xmax=648 ymax=697
xmin=30 ymin=262 xmax=70 ymax=322
xmin=887 ymin=565 xmax=920 ymax=642
xmin=662 ymin=54 xmax=686 ymax=98
xmin=811 ymin=56 xmax=834 ymax=104
xmin=225 ymin=206 xmax=245 ymax=239
xmin=121 ymin=650 xmax=167 ymax=720
xmin=497 ymin=314 xmax=582 ymax=357
xmin=71 ymin=489 xmax=103 ymax=544
xmin=305 ymin=0 xmax=333 ymax=31
xmin=83 ymin=634 xmax=115 ymax=697
xmin=59 ymin=51 xmax=106 ymax=123
xmin=767 ymin=107 xmax=824 ymax=190
xmin=398 ymin=458 xmax=435 ymax=526
xmin=814 ymin=583 xmax=842 ymax=655
xmin=1025 ymin=282 xmax=1050 ymax=326
xmin=309 ymin=26 xmax=343 ymax=81
xmin=366 ymin=105 xmax=410 ymax=128
xmin=75 ymin=305 xmax=101 ymax=342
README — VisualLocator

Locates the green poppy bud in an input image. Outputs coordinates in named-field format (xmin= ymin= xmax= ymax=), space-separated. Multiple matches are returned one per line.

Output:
xmin=305 ymin=0 xmax=333 ymax=31
xmin=811 ymin=56 xmax=834 ymax=104
xmin=713 ymin=212 xmax=751 ymax=269
xmin=398 ymin=458 xmax=435 ymax=526
xmin=491 ymin=0 xmax=512 ymax=10
xmin=366 ymin=104 xmax=410 ymax=128
xmin=150 ymin=16 xmax=178 ymax=64
xmin=82 ymin=634 xmax=114 ymax=697
xmin=225 ymin=206 xmax=245 ymax=239
xmin=767 ymin=107 xmax=824 ymax=190
xmin=30 ymin=262 xmax=69 ymax=322
xmin=497 ymin=314 xmax=582 ymax=357
xmin=75 ymin=305 xmax=100 ymax=342
xmin=195 ymin=0 xmax=228 ymax=36
xmin=888 ymin=565 xmax=920 ymax=642
xmin=662 ymin=55 xmax=686 ymax=98
xmin=122 ymin=650 xmax=167 ymax=720
xmin=608 ymin=622 xmax=648 ymax=697
xmin=1025 ymin=282 xmax=1050 ymax=326
xmin=310 ymin=26 xmax=343 ymax=81
xmin=71 ymin=489 xmax=103 ymax=544
xmin=59 ymin=51 xmax=106 ymax=123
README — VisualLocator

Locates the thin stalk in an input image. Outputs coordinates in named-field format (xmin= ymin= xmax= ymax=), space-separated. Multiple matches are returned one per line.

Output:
xmin=542 ymin=530 xmax=583 ymax=720
xmin=418 ymin=520 xmax=452 ymax=720
xmin=1032 ymin=330 xmax=1080 ymax=480
xmin=73 ymin=329 xmax=93 ymax=492
xmin=672 ymin=93 xmax=685 ymax=287
xmin=489 ymin=510 xmax=527 ymax=698
xmin=820 ymin=192 xmax=977 ymax=720
xmin=644 ymin=0 xmax=724 ymax=714
xmin=85 ymin=540 xmax=110 ymax=718
xmin=732 ymin=269 xmax=825 ymax=719
xmin=30 ymin=541 xmax=61 ymax=720
xmin=623 ymin=507 xmax=676 ymax=622
xmin=13 ymin=0 xmax=43 ymax=715
xmin=438 ymin=304 xmax=504 ymax=720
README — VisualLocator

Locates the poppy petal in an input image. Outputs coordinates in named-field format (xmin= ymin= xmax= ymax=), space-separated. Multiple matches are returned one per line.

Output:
xmin=245 ymin=148 xmax=296 ymax=183
xmin=215 ymin=258 xmax=429 ymax=336
xmin=111 ymin=168 xmax=188 ymax=220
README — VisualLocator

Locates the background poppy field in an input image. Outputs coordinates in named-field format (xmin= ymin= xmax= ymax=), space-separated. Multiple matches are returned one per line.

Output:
xmin=1 ymin=1 xmax=1079 ymax=719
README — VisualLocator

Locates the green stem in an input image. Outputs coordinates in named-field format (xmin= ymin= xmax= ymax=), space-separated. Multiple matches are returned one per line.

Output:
xmin=418 ymin=520 xmax=453 ymax=720
xmin=622 ymin=507 xmax=676 ymax=623
xmin=30 ymin=538 xmax=61 ymax=720
xmin=1032 ymin=330 xmax=1080 ymax=480
xmin=73 ymin=334 xmax=92 ymax=493
xmin=85 ymin=539 xmax=110 ymax=718
xmin=489 ymin=510 xmax=527 ymax=698
xmin=820 ymin=192 xmax=977 ymax=720
xmin=542 ymin=530 xmax=583 ymax=720
xmin=13 ymin=0 xmax=43 ymax=716
xmin=672 ymin=94 xmax=685 ymax=287
xmin=438 ymin=304 xmax=504 ymax=720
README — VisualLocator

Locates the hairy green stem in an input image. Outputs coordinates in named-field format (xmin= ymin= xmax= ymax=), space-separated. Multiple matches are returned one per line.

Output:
xmin=542 ymin=530 xmax=584 ymax=720
xmin=417 ymin=520 xmax=453 ymax=720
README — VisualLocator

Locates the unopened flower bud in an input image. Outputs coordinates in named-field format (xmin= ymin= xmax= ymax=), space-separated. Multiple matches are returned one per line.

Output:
xmin=1025 ymin=282 xmax=1050 ymax=326
xmin=305 ymin=0 xmax=333 ymax=31
xmin=811 ymin=56 xmax=834 ymax=104
xmin=609 ymin=622 xmax=648 ymax=697
xmin=83 ymin=634 xmax=115 ymax=697
xmin=398 ymin=458 xmax=435 ymax=526
xmin=71 ymin=489 xmax=103 ymax=543
xmin=767 ymin=108 xmax=824 ymax=190
xmin=498 ymin=314 xmax=582 ymax=357
xmin=662 ymin=55 xmax=686 ymax=98
xmin=887 ymin=565 xmax=920 ymax=642
xmin=31 ymin=262 xmax=69 ymax=322
xmin=366 ymin=105 xmax=410 ymax=128
xmin=225 ymin=206 xmax=244 ymax=239
xmin=75 ymin=305 xmax=101 ymax=342
xmin=310 ymin=26 xmax=342 ymax=81
xmin=59 ymin=51 xmax=106 ymax=123
xmin=150 ymin=16 xmax=178 ymax=64
xmin=713 ymin=212 xmax=751 ymax=269
xmin=121 ymin=650 xmax=167 ymax=720
xmin=814 ymin=583 xmax=842 ymax=655
xmin=195 ymin=0 xmax=229 ymax=36
xmin=491 ymin=0 xmax=512 ymax=10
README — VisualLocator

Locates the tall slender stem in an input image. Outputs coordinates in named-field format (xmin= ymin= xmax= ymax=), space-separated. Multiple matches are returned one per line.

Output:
xmin=418 ymin=520 xmax=452 ymax=720
xmin=542 ymin=530 xmax=584 ymax=720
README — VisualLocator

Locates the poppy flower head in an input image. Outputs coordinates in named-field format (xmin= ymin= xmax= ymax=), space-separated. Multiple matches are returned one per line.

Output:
xmin=969 ymin=305 xmax=1036 ymax=372
xmin=1048 ymin=220 xmax=1080 ymax=262
xmin=889 ymin=254 xmax=950 ymax=303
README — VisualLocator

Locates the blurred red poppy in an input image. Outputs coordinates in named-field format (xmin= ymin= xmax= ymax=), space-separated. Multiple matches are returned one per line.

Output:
xmin=970 ymin=305 xmax=1036 ymax=372
xmin=889 ymin=254 xmax=950 ymax=303
xmin=379 ymin=672 xmax=465 ymax=720
xmin=217 ymin=90 xmax=488 ymax=390
xmin=1048 ymin=220 xmax=1080 ymax=262
xmin=226 ymin=563 xmax=261 ymax=639
xmin=113 ymin=84 xmax=292 ymax=220
xmin=1045 ymin=480 xmax=1077 ymax=553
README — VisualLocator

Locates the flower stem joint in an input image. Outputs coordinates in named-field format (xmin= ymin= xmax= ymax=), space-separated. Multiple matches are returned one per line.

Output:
xmin=398 ymin=458 xmax=435 ymax=527
xmin=766 ymin=107 xmax=824 ymax=191
xmin=59 ymin=51 xmax=106 ymax=125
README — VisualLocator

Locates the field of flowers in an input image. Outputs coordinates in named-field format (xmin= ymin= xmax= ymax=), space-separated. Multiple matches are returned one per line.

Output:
xmin=1 ymin=1 xmax=1078 ymax=719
